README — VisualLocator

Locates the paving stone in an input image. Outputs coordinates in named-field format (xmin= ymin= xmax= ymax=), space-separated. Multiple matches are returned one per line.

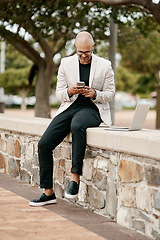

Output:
xmin=0 ymin=187 xmax=105 ymax=240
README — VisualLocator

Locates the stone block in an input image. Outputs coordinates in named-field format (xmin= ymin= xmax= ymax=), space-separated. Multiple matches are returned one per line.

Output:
xmin=97 ymin=157 xmax=109 ymax=171
xmin=54 ymin=168 xmax=64 ymax=184
xmin=65 ymin=160 xmax=72 ymax=176
xmin=117 ymin=207 xmax=132 ymax=228
xmin=118 ymin=160 xmax=143 ymax=183
xmin=85 ymin=148 xmax=97 ymax=158
xmin=54 ymin=182 xmax=64 ymax=198
xmin=59 ymin=158 xmax=65 ymax=168
xmin=151 ymin=229 xmax=160 ymax=240
xmin=153 ymin=191 xmax=160 ymax=210
xmin=20 ymin=170 xmax=31 ymax=184
xmin=25 ymin=143 xmax=34 ymax=159
xmin=110 ymin=154 xmax=119 ymax=166
xmin=7 ymin=139 xmax=21 ymax=158
xmin=87 ymin=185 xmax=105 ymax=209
xmin=93 ymin=170 xmax=107 ymax=191
xmin=136 ymin=184 xmax=152 ymax=212
xmin=53 ymin=147 xmax=61 ymax=159
xmin=33 ymin=153 xmax=39 ymax=166
xmin=132 ymin=220 xmax=145 ymax=234
xmin=106 ymin=180 xmax=117 ymax=219
xmin=120 ymin=185 xmax=136 ymax=208
xmin=15 ymin=140 xmax=21 ymax=158
xmin=83 ymin=159 xmax=93 ymax=181
xmin=78 ymin=181 xmax=87 ymax=202
xmin=0 ymin=138 xmax=7 ymax=152
xmin=24 ymin=159 xmax=32 ymax=172
xmin=108 ymin=164 xmax=117 ymax=181
xmin=145 ymin=166 xmax=160 ymax=186
xmin=61 ymin=145 xmax=71 ymax=159
xmin=9 ymin=158 xmax=20 ymax=177
xmin=32 ymin=168 xmax=40 ymax=186
xmin=100 ymin=150 xmax=110 ymax=159
xmin=0 ymin=153 xmax=5 ymax=169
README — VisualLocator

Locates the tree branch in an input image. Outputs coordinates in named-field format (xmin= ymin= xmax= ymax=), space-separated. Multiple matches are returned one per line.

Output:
xmin=82 ymin=0 xmax=160 ymax=25
xmin=21 ymin=21 xmax=54 ymax=61
xmin=0 ymin=26 xmax=44 ymax=65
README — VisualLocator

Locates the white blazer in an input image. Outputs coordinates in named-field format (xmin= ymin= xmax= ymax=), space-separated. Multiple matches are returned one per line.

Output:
xmin=55 ymin=54 xmax=115 ymax=126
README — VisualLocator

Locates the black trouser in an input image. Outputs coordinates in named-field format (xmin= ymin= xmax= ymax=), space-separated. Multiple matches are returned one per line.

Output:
xmin=38 ymin=102 xmax=102 ymax=188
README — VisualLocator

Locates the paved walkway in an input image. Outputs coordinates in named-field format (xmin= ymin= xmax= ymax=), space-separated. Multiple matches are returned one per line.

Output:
xmin=0 ymin=173 xmax=151 ymax=240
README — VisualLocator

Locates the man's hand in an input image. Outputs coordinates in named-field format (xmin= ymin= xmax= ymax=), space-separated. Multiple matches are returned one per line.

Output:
xmin=68 ymin=85 xmax=96 ymax=99
xmin=68 ymin=85 xmax=80 ymax=95
xmin=82 ymin=86 xmax=96 ymax=99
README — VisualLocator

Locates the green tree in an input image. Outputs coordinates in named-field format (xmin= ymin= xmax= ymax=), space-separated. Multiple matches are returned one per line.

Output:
xmin=83 ymin=0 xmax=160 ymax=26
xmin=0 ymin=67 xmax=32 ymax=109
xmin=0 ymin=0 xmax=112 ymax=118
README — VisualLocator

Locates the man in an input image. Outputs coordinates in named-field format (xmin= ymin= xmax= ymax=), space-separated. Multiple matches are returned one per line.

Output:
xmin=29 ymin=31 xmax=115 ymax=206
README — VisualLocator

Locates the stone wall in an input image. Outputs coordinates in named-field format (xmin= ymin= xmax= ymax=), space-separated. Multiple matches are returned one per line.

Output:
xmin=0 ymin=114 xmax=160 ymax=239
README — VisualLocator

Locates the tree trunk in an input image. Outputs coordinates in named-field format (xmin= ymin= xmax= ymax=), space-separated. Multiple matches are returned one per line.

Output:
xmin=35 ymin=61 xmax=55 ymax=118
xmin=19 ymin=89 xmax=29 ymax=111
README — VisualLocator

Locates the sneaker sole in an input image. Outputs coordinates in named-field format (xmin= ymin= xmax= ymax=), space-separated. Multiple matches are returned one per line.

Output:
xmin=29 ymin=199 xmax=57 ymax=207
xmin=64 ymin=192 xmax=78 ymax=199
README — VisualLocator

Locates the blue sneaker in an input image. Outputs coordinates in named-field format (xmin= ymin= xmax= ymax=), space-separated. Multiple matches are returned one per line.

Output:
xmin=65 ymin=181 xmax=79 ymax=199
xmin=29 ymin=193 xmax=56 ymax=206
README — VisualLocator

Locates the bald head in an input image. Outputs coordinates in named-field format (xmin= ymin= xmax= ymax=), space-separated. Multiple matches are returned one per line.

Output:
xmin=75 ymin=31 xmax=94 ymax=48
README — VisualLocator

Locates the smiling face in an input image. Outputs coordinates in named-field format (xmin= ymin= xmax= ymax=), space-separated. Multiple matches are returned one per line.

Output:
xmin=75 ymin=31 xmax=95 ymax=64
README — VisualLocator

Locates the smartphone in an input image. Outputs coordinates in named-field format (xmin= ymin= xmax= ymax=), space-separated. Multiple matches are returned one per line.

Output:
xmin=77 ymin=81 xmax=85 ymax=88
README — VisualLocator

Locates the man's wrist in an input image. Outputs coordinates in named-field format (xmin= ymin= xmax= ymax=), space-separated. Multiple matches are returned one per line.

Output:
xmin=92 ymin=90 xmax=97 ymax=100
xmin=67 ymin=88 xmax=73 ymax=98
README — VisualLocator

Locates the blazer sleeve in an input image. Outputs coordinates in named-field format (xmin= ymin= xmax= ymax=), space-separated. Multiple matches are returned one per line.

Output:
xmin=92 ymin=61 xmax=115 ymax=104
xmin=56 ymin=58 xmax=73 ymax=102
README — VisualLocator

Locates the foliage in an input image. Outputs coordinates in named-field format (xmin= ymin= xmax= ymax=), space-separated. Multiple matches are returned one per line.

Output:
xmin=118 ymin=25 xmax=160 ymax=74
xmin=4 ymin=44 xmax=31 ymax=70
xmin=0 ymin=67 xmax=31 ymax=94
xmin=116 ymin=64 xmax=157 ymax=96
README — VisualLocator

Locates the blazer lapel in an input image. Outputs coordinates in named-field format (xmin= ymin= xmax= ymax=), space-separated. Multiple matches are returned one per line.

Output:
xmin=73 ymin=54 xmax=80 ymax=83
xmin=89 ymin=54 xmax=97 ymax=87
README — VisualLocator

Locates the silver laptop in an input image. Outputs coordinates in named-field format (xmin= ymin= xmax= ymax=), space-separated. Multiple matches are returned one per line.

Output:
xmin=105 ymin=103 xmax=150 ymax=131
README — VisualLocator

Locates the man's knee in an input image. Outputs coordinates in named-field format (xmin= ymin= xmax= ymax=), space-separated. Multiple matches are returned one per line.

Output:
xmin=38 ymin=137 xmax=48 ymax=151
xmin=71 ymin=121 xmax=85 ymax=134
